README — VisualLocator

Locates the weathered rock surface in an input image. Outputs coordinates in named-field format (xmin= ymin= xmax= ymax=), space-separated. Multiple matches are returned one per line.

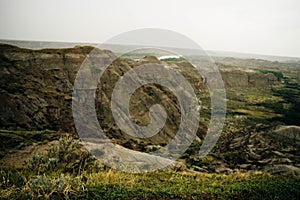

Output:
xmin=263 ymin=165 xmax=300 ymax=176
xmin=0 ymin=44 xmax=207 ymax=148
xmin=220 ymin=68 xmax=278 ymax=88
xmin=218 ymin=124 xmax=300 ymax=176
xmin=0 ymin=44 xmax=102 ymax=132
xmin=0 ymin=44 xmax=279 ymax=133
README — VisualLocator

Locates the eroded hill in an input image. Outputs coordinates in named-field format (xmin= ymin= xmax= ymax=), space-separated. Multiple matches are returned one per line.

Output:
xmin=1 ymin=43 xmax=300 ymax=175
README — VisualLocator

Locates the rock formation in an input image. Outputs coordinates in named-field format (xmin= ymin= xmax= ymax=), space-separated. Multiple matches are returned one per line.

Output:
xmin=220 ymin=68 xmax=278 ymax=88
xmin=0 ymin=44 xmax=207 ymax=147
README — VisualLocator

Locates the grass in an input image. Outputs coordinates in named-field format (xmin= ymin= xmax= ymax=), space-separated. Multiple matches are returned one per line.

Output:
xmin=223 ymin=76 xmax=300 ymax=126
xmin=1 ymin=168 xmax=299 ymax=200
xmin=84 ymin=170 xmax=299 ymax=199
xmin=225 ymin=87 xmax=285 ymax=121
xmin=1 ymin=133 xmax=298 ymax=199
xmin=233 ymin=108 xmax=282 ymax=119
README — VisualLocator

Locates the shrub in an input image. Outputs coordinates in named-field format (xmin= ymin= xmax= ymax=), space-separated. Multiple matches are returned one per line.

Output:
xmin=255 ymin=69 xmax=284 ymax=81
xmin=22 ymin=174 xmax=85 ymax=200
xmin=26 ymin=134 xmax=102 ymax=175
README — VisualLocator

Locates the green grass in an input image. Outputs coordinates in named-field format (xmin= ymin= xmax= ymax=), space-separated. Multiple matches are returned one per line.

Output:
xmin=225 ymin=87 xmax=284 ymax=121
xmin=224 ymin=76 xmax=300 ymax=126
xmin=1 ymin=168 xmax=299 ymax=200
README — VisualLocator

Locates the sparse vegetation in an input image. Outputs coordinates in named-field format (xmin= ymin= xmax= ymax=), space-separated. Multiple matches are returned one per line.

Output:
xmin=160 ymin=57 xmax=185 ymax=62
xmin=1 ymin=166 xmax=299 ymax=200
xmin=1 ymin=134 xmax=299 ymax=199
xmin=254 ymin=68 xmax=284 ymax=81
xmin=271 ymin=80 xmax=300 ymax=125
xmin=24 ymin=134 xmax=102 ymax=175
xmin=0 ymin=131 xmax=299 ymax=199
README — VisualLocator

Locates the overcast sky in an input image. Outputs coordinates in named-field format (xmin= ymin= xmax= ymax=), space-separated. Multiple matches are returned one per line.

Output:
xmin=0 ymin=0 xmax=299 ymax=57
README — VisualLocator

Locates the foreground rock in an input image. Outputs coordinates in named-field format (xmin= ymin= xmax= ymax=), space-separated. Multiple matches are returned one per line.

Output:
xmin=219 ymin=125 xmax=300 ymax=176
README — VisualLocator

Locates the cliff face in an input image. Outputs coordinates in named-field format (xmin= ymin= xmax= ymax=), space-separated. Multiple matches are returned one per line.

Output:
xmin=0 ymin=44 xmax=208 ymax=146
xmin=0 ymin=44 xmax=100 ymax=131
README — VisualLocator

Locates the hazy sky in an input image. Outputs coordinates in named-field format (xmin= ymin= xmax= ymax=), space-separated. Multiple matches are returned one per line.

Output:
xmin=0 ymin=0 xmax=300 ymax=57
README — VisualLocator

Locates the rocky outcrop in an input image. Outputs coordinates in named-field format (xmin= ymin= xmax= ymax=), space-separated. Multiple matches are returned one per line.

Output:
xmin=0 ymin=44 xmax=207 ymax=148
xmin=273 ymin=126 xmax=300 ymax=141
xmin=219 ymin=124 xmax=300 ymax=176
xmin=220 ymin=69 xmax=278 ymax=88
xmin=0 ymin=44 xmax=105 ymax=132
xmin=263 ymin=165 xmax=300 ymax=176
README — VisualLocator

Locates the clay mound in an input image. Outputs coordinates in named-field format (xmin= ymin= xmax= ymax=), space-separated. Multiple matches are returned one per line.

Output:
xmin=274 ymin=126 xmax=300 ymax=141
xmin=0 ymin=44 xmax=209 ymax=150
